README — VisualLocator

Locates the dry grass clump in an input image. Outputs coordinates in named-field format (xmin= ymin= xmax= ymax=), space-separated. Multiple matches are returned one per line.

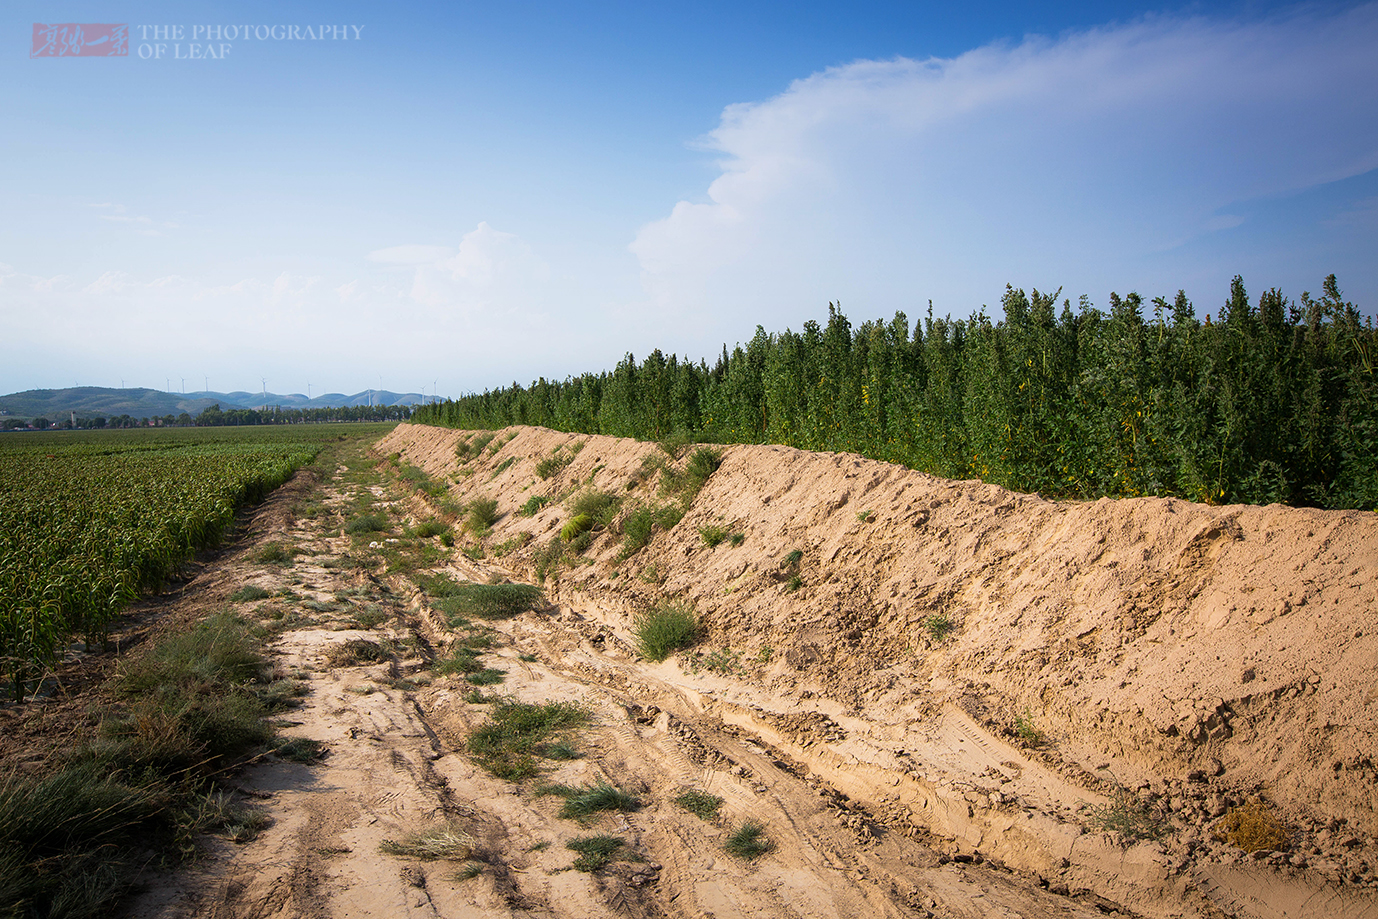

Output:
xmin=379 ymin=823 xmax=474 ymax=860
xmin=1212 ymin=799 xmax=1289 ymax=853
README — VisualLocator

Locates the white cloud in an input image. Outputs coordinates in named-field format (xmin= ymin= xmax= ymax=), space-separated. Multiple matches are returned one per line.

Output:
xmin=632 ymin=5 xmax=1378 ymax=323
xmin=407 ymin=221 xmax=550 ymax=310
xmin=366 ymin=244 xmax=453 ymax=265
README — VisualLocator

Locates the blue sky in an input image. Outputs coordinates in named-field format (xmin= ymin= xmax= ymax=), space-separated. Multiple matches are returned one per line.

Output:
xmin=2 ymin=1 xmax=1375 ymax=399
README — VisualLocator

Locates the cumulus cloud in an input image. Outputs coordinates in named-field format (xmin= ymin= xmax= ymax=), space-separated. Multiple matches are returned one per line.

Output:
xmin=632 ymin=5 xmax=1378 ymax=324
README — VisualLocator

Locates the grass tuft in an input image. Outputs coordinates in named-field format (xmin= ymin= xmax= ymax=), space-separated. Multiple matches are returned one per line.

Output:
xmin=674 ymin=789 xmax=723 ymax=820
xmin=231 ymin=584 xmax=272 ymax=602
xmin=537 ymin=782 xmax=640 ymax=821
xmin=435 ymin=583 xmax=545 ymax=621
xmin=379 ymin=823 xmax=475 ymax=861
xmin=699 ymin=524 xmax=729 ymax=547
xmin=466 ymin=699 xmax=588 ymax=781
xmin=634 ymin=602 xmax=699 ymax=661
xmin=566 ymin=835 xmax=625 ymax=872
xmin=723 ymin=821 xmax=773 ymax=859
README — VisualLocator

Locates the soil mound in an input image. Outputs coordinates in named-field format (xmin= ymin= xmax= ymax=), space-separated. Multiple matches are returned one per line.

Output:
xmin=379 ymin=423 xmax=1378 ymax=917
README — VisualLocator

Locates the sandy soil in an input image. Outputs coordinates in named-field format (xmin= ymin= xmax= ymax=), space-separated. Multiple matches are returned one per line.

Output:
xmin=119 ymin=424 xmax=1378 ymax=918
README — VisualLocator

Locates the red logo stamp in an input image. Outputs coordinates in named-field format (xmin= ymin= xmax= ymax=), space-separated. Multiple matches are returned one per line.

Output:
xmin=31 ymin=23 xmax=129 ymax=57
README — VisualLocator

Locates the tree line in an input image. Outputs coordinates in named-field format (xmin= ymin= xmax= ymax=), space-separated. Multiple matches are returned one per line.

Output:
xmin=412 ymin=275 xmax=1376 ymax=510
xmin=194 ymin=404 xmax=414 ymax=425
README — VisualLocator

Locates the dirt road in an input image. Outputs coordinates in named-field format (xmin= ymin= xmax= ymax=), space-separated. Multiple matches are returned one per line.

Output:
xmin=133 ymin=426 xmax=1378 ymax=919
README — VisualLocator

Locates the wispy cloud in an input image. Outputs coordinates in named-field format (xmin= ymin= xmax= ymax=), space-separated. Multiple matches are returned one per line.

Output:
xmin=632 ymin=5 xmax=1378 ymax=323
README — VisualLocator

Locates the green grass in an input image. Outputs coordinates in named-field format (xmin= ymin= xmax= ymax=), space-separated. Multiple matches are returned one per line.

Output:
xmin=569 ymin=487 xmax=620 ymax=526
xmin=923 ymin=613 xmax=954 ymax=642
xmin=413 ymin=518 xmax=451 ymax=539
xmin=326 ymin=638 xmax=391 ymax=667
xmin=566 ymin=835 xmax=625 ymax=872
xmin=518 ymin=494 xmax=551 ymax=517
xmin=345 ymin=512 xmax=388 ymax=534
xmin=723 ymin=821 xmax=773 ymax=859
xmin=465 ymin=699 xmax=588 ymax=781
xmin=1085 ymin=785 xmax=1165 ymax=841
xmin=230 ymin=584 xmax=272 ymax=602
xmin=537 ymin=782 xmax=640 ymax=821
xmin=786 ymin=574 xmax=803 ymax=592
xmin=465 ymin=498 xmax=499 ymax=535
xmin=435 ymin=583 xmax=545 ymax=621
xmin=783 ymin=549 xmax=803 ymax=568
xmin=255 ymin=542 xmax=294 ymax=565
xmin=560 ymin=513 xmax=593 ymax=541
xmin=729 ymin=532 xmax=746 ymax=547
xmin=634 ymin=603 xmax=699 ymax=661
xmin=699 ymin=524 xmax=729 ymax=547
xmin=674 ymin=789 xmax=723 ymax=820
xmin=535 ymin=450 xmax=572 ymax=479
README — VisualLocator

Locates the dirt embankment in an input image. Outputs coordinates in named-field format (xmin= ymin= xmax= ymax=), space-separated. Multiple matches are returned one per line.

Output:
xmin=379 ymin=422 xmax=1378 ymax=919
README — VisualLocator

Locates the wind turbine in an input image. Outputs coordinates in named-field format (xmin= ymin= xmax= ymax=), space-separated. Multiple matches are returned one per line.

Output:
xmin=180 ymin=378 xmax=185 ymax=394
xmin=433 ymin=380 xmax=438 ymax=405
xmin=262 ymin=378 xmax=268 ymax=411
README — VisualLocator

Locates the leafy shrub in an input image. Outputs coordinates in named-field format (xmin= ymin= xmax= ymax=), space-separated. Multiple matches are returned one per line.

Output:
xmin=1014 ymin=709 xmax=1045 ymax=746
xmin=723 ymin=821 xmax=773 ymax=859
xmin=635 ymin=603 xmax=699 ymax=661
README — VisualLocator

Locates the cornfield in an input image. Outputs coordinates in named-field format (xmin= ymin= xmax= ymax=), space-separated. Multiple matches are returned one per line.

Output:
xmin=0 ymin=430 xmax=320 ymax=697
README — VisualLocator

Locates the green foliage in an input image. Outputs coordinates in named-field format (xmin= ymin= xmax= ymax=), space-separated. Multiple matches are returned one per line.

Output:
xmin=345 ymin=512 xmax=387 ymax=534
xmin=1014 ymin=709 xmax=1044 ymax=746
xmin=923 ymin=613 xmax=954 ymax=642
xmin=413 ymin=518 xmax=451 ymax=539
xmin=434 ymin=583 xmax=545 ymax=621
xmin=255 ymin=542 xmax=294 ymax=565
xmin=699 ymin=524 xmax=729 ymax=547
xmin=1085 ymin=785 xmax=1165 ymax=842
xmin=465 ymin=498 xmax=499 ymax=535
xmin=537 ymin=782 xmax=640 ymax=821
xmin=634 ymin=603 xmax=699 ymax=661
xmin=568 ymin=487 xmax=621 ymax=526
xmin=411 ymin=277 xmax=1378 ymax=512
xmin=723 ymin=821 xmax=773 ymax=859
xmin=465 ymin=699 xmax=588 ymax=781
xmin=535 ymin=448 xmax=572 ymax=479
xmin=566 ymin=835 xmax=625 ymax=872
xmin=518 ymin=494 xmax=551 ymax=517
xmin=785 ymin=575 xmax=803 ymax=592
xmin=674 ymin=789 xmax=723 ymax=820
xmin=783 ymin=549 xmax=803 ymax=569
xmin=231 ymin=584 xmax=272 ymax=602
xmin=729 ymin=532 xmax=746 ymax=547
xmin=561 ymin=513 xmax=593 ymax=541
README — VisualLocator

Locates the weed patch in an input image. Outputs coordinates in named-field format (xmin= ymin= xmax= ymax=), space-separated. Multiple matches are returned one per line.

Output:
xmin=566 ymin=835 xmax=624 ymax=872
xmin=674 ymin=789 xmax=723 ymax=820
xmin=436 ymin=583 xmax=545 ymax=621
xmin=231 ymin=584 xmax=272 ymax=602
xmin=537 ymin=782 xmax=640 ymax=821
xmin=634 ymin=603 xmax=699 ymax=661
xmin=466 ymin=699 xmax=588 ymax=781
xmin=724 ymin=821 xmax=773 ymax=859
xmin=699 ymin=524 xmax=729 ymax=547
xmin=345 ymin=512 xmax=388 ymax=534
xmin=922 ymin=613 xmax=954 ymax=642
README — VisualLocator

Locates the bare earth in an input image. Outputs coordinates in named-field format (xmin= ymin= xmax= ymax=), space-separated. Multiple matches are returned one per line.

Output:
xmin=133 ymin=424 xmax=1377 ymax=919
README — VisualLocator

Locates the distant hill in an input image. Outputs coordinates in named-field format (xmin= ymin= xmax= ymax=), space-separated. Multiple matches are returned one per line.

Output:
xmin=0 ymin=387 xmax=429 ymax=421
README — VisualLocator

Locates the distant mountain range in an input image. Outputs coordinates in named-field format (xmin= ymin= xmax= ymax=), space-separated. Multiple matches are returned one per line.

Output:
xmin=0 ymin=386 xmax=431 ymax=420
